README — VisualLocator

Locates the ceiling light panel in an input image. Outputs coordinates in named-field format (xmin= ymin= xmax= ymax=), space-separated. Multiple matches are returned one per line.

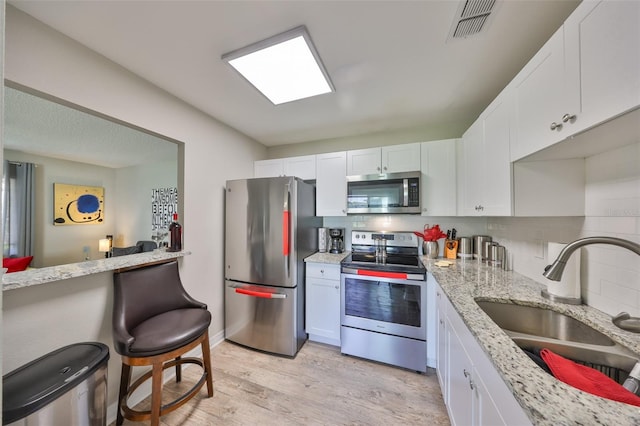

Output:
xmin=222 ymin=26 xmax=334 ymax=105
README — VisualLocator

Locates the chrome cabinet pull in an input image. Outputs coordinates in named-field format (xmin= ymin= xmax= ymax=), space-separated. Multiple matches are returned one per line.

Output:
xmin=550 ymin=121 xmax=562 ymax=130
xmin=562 ymin=113 xmax=576 ymax=123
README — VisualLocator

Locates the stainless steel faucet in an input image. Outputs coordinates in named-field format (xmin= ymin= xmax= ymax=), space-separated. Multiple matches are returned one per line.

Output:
xmin=543 ymin=236 xmax=640 ymax=281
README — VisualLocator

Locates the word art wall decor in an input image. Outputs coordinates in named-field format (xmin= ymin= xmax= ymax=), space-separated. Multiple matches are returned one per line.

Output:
xmin=151 ymin=187 xmax=178 ymax=231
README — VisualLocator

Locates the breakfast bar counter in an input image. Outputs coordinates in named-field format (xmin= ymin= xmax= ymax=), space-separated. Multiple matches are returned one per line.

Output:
xmin=3 ymin=250 xmax=191 ymax=291
xmin=425 ymin=257 xmax=640 ymax=425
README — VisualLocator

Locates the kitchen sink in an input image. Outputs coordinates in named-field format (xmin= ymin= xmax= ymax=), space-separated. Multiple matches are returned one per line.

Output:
xmin=475 ymin=300 xmax=640 ymax=383
xmin=476 ymin=300 xmax=614 ymax=346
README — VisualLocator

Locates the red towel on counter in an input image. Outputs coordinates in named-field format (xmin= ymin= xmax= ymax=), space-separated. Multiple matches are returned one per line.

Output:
xmin=540 ymin=348 xmax=640 ymax=407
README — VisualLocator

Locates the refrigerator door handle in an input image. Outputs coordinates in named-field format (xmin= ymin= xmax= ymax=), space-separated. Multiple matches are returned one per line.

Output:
xmin=283 ymin=183 xmax=291 ymax=278
xmin=235 ymin=288 xmax=287 ymax=299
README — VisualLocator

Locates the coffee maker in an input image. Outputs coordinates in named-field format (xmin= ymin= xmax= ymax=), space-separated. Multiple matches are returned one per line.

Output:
xmin=329 ymin=228 xmax=345 ymax=254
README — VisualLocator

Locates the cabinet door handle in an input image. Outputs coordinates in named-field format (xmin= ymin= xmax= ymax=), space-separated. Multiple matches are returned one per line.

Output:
xmin=562 ymin=113 xmax=576 ymax=123
xmin=383 ymin=166 xmax=387 ymax=171
xmin=335 ymin=285 xmax=339 ymax=289
xmin=377 ymin=166 xmax=381 ymax=171
xmin=463 ymin=369 xmax=470 ymax=378
xmin=469 ymin=380 xmax=475 ymax=391
xmin=550 ymin=121 xmax=562 ymax=130
xmin=320 ymin=269 xmax=324 ymax=274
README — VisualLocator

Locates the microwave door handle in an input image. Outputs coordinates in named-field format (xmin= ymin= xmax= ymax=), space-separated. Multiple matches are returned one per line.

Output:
xmin=403 ymin=178 xmax=409 ymax=207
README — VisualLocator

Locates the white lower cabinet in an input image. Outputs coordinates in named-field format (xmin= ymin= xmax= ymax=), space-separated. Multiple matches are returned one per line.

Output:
xmin=305 ymin=263 xmax=341 ymax=346
xmin=435 ymin=284 xmax=449 ymax=398
xmin=435 ymin=281 xmax=531 ymax=426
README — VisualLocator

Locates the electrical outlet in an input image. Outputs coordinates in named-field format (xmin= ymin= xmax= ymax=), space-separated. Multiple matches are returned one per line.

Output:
xmin=534 ymin=239 xmax=545 ymax=259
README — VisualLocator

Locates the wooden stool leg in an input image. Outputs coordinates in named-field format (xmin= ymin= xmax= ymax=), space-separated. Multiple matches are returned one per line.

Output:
xmin=202 ymin=333 xmax=214 ymax=397
xmin=117 ymin=363 xmax=131 ymax=426
xmin=175 ymin=356 xmax=182 ymax=382
xmin=150 ymin=361 xmax=163 ymax=426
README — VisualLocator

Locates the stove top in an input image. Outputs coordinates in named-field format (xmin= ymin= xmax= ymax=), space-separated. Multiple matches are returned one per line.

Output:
xmin=341 ymin=230 xmax=426 ymax=276
xmin=349 ymin=252 xmax=422 ymax=267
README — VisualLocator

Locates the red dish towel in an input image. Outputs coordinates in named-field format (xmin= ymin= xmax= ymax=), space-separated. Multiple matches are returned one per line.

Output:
xmin=540 ymin=348 xmax=640 ymax=407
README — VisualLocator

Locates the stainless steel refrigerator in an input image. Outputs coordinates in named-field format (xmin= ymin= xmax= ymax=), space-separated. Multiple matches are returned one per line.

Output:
xmin=224 ymin=176 xmax=320 ymax=356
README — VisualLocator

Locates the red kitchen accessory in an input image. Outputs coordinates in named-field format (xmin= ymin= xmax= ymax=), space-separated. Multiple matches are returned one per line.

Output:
xmin=423 ymin=225 xmax=447 ymax=242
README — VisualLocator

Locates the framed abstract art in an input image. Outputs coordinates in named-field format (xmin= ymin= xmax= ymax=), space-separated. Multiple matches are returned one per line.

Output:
xmin=53 ymin=183 xmax=104 ymax=225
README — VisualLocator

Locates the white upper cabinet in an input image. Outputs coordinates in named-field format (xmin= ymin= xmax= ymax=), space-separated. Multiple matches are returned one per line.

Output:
xmin=421 ymin=139 xmax=457 ymax=216
xmin=283 ymin=155 xmax=316 ymax=180
xmin=254 ymin=158 xmax=285 ymax=178
xmin=381 ymin=143 xmax=422 ymax=173
xmin=254 ymin=155 xmax=316 ymax=180
xmin=564 ymin=0 xmax=640 ymax=136
xmin=347 ymin=143 xmax=421 ymax=175
xmin=511 ymin=0 xmax=640 ymax=161
xmin=510 ymin=27 xmax=567 ymax=161
xmin=459 ymin=91 xmax=513 ymax=216
xmin=316 ymin=151 xmax=347 ymax=216
xmin=346 ymin=148 xmax=381 ymax=175
xmin=481 ymin=93 xmax=513 ymax=216
xmin=459 ymin=120 xmax=486 ymax=216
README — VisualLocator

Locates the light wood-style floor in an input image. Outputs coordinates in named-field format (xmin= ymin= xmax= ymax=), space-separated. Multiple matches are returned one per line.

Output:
xmin=119 ymin=340 xmax=451 ymax=425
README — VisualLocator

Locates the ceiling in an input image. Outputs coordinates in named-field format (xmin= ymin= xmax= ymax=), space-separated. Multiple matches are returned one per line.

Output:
xmin=8 ymin=0 xmax=581 ymax=149
xmin=4 ymin=87 xmax=177 ymax=168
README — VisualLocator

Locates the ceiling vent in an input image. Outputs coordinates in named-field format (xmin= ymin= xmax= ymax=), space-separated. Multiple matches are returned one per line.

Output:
xmin=449 ymin=0 xmax=497 ymax=40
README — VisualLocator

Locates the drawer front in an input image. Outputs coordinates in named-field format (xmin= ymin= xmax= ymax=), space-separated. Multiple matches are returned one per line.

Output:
xmin=306 ymin=263 xmax=341 ymax=280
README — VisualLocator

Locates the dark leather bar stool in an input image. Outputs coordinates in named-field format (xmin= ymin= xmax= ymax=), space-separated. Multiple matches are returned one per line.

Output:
xmin=112 ymin=260 xmax=213 ymax=425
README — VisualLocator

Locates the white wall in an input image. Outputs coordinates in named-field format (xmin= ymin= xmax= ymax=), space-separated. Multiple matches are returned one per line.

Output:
xmin=581 ymin=143 xmax=640 ymax=315
xmin=115 ymin=159 xmax=177 ymax=247
xmin=489 ymin=143 xmax=640 ymax=317
xmin=2 ymin=5 xmax=265 ymax=419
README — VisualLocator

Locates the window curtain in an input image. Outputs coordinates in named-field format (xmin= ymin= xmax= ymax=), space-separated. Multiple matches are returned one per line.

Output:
xmin=2 ymin=161 xmax=36 ymax=258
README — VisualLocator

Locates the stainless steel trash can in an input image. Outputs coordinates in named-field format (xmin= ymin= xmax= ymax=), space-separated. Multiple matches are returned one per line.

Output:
xmin=3 ymin=342 xmax=109 ymax=426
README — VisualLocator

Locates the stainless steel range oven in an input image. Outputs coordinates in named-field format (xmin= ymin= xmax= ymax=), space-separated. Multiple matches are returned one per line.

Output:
xmin=340 ymin=231 xmax=427 ymax=372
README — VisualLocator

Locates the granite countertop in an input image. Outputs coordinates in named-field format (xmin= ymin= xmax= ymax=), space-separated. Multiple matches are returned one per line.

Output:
xmin=304 ymin=251 xmax=350 ymax=264
xmin=425 ymin=257 xmax=640 ymax=425
xmin=3 ymin=250 xmax=191 ymax=291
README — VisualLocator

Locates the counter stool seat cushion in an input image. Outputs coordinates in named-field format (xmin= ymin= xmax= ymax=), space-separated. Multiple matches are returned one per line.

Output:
xmin=127 ymin=309 xmax=211 ymax=356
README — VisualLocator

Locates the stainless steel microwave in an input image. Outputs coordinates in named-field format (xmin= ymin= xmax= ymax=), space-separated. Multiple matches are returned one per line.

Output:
xmin=346 ymin=171 xmax=421 ymax=214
